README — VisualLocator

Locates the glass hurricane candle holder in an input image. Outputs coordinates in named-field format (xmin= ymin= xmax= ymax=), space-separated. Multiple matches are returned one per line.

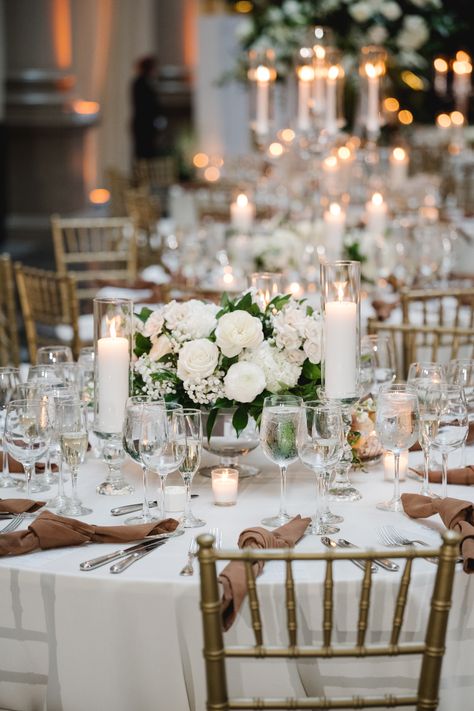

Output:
xmin=308 ymin=26 xmax=334 ymax=126
xmin=358 ymin=46 xmax=387 ymax=142
xmin=324 ymin=47 xmax=345 ymax=139
xmin=248 ymin=48 xmax=277 ymax=147
xmin=249 ymin=272 xmax=284 ymax=311
xmin=93 ymin=297 xmax=134 ymax=496
xmin=295 ymin=46 xmax=315 ymax=134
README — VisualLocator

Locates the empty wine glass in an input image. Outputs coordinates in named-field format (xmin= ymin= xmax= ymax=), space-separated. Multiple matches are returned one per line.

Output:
xmin=407 ymin=362 xmax=446 ymax=497
xmin=175 ymin=409 xmax=205 ymax=528
xmin=361 ymin=334 xmax=396 ymax=394
xmin=376 ymin=384 xmax=419 ymax=512
xmin=424 ymin=384 xmax=469 ymax=498
xmin=56 ymin=398 xmax=91 ymax=516
xmin=139 ymin=402 xmax=184 ymax=521
xmin=4 ymin=398 xmax=51 ymax=500
xmin=259 ymin=394 xmax=303 ymax=527
xmin=56 ymin=363 xmax=83 ymax=394
xmin=36 ymin=345 xmax=73 ymax=365
xmin=0 ymin=367 xmax=22 ymax=488
xmin=447 ymin=359 xmax=474 ymax=465
xmin=297 ymin=404 xmax=344 ymax=535
xmin=27 ymin=364 xmax=63 ymax=387
xmin=41 ymin=384 xmax=78 ymax=508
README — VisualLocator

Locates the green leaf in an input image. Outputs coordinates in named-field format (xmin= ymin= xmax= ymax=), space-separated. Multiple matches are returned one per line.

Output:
xmin=302 ymin=360 xmax=321 ymax=381
xmin=235 ymin=292 xmax=253 ymax=311
xmin=134 ymin=332 xmax=152 ymax=357
xmin=232 ymin=406 xmax=249 ymax=437
xmin=206 ymin=407 xmax=219 ymax=442
xmin=136 ymin=306 xmax=153 ymax=323
xmin=268 ymin=294 xmax=292 ymax=311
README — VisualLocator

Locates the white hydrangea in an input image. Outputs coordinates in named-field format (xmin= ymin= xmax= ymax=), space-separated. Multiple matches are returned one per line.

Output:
xmin=349 ymin=2 xmax=372 ymax=23
xmin=163 ymin=300 xmax=219 ymax=343
xmin=244 ymin=342 xmax=302 ymax=394
xmin=183 ymin=372 xmax=225 ymax=406
xmin=381 ymin=1 xmax=402 ymax=20
xmin=396 ymin=15 xmax=429 ymax=51
xmin=368 ymin=24 xmax=388 ymax=44
xmin=134 ymin=355 xmax=177 ymax=400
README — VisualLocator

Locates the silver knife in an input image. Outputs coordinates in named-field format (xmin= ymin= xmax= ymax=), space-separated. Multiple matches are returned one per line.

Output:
xmin=110 ymin=539 xmax=166 ymax=574
xmin=321 ymin=537 xmax=378 ymax=573
xmin=110 ymin=495 xmax=199 ymax=517
xmin=79 ymin=531 xmax=182 ymax=571
xmin=336 ymin=539 xmax=399 ymax=572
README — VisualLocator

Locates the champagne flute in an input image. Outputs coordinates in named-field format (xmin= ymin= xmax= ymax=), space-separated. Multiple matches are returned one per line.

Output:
xmin=0 ymin=367 xmax=21 ymax=488
xmin=36 ymin=345 xmax=73 ymax=365
xmin=424 ymin=384 xmax=469 ymax=498
xmin=259 ymin=394 xmax=303 ymax=527
xmin=122 ymin=395 xmax=160 ymax=525
xmin=407 ymin=362 xmax=446 ymax=497
xmin=139 ymin=402 xmax=184 ymax=521
xmin=41 ymin=384 xmax=78 ymax=508
xmin=447 ymin=359 xmax=474 ymax=466
xmin=174 ymin=409 xmax=205 ymax=528
xmin=56 ymin=398 xmax=91 ymax=516
xmin=297 ymin=404 xmax=344 ymax=535
xmin=376 ymin=384 xmax=419 ymax=512
xmin=4 ymin=398 xmax=51 ymax=501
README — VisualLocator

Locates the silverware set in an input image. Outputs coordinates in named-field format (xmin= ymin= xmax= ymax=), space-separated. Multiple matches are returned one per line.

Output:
xmin=0 ymin=513 xmax=25 ymax=534
xmin=180 ymin=527 xmax=222 ymax=576
xmin=378 ymin=525 xmax=463 ymax=565
xmin=110 ymin=495 xmax=199 ymax=517
xmin=321 ymin=536 xmax=399 ymax=572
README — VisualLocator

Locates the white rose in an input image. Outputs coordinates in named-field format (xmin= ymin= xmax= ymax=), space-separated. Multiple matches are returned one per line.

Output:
xmin=303 ymin=339 xmax=322 ymax=365
xmin=177 ymin=339 xmax=219 ymax=381
xmin=149 ymin=334 xmax=172 ymax=362
xmin=274 ymin=323 xmax=301 ymax=352
xmin=143 ymin=308 xmax=164 ymax=338
xmin=396 ymin=15 xmax=429 ymax=50
xmin=224 ymin=362 xmax=266 ymax=403
xmin=368 ymin=24 xmax=388 ymax=44
xmin=215 ymin=311 xmax=263 ymax=358
xmin=349 ymin=2 xmax=372 ymax=23
xmin=244 ymin=342 xmax=301 ymax=394
xmin=381 ymin=1 xmax=402 ymax=20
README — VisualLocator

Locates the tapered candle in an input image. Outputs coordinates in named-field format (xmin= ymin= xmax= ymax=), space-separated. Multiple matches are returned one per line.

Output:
xmin=389 ymin=147 xmax=409 ymax=189
xmin=230 ymin=193 xmax=255 ymax=232
xmin=323 ymin=202 xmax=346 ymax=259
xmin=365 ymin=63 xmax=380 ymax=135
xmin=325 ymin=65 xmax=339 ymax=136
xmin=325 ymin=282 xmax=357 ymax=398
xmin=365 ymin=192 xmax=387 ymax=236
xmin=255 ymin=65 xmax=271 ymax=136
xmin=433 ymin=57 xmax=448 ymax=96
xmin=297 ymin=64 xmax=314 ymax=132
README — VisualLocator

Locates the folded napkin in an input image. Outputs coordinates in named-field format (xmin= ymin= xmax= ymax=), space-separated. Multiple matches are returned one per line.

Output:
xmin=410 ymin=466 xmax=474 ymax=486
xmin=401 ymin=493 xmax=474 ymax=572
xmin=0 ymin=509 xmax=179 ymax=558
xmin=218 ymin=515 xmax=311 ymax=631
xmin=0 ymin=498 xmax=46 ymax=514
xmin=410 ymin=422 xmax=474 ymax=452
xmin=371 ymin=299 xmax=399 ymax=321
xmin=0 ymin=452 xmax=58 ymax=475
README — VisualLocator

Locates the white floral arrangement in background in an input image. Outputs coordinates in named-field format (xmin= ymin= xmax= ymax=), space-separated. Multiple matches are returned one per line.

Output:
xmin=133 ymin=291 xmax=323 ymax=437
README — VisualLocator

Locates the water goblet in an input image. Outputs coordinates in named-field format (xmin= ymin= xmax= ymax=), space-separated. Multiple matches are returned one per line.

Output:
xmin=259 ymin=394 xmax=303 ymax=527
xmin=55 ymin=398 xmax=91 ymax=516
xmin=424 ymin=384 xmax=469 ymax=499
xmin=376 ymin=384 xmax=419 ymax=512
xmin=0 ymin=367 xmax=21 ymax=488
xmin=41 ymin=384 xmax=78 ymax=508
xmin=361 ymin=334 xmax=396 ymax=394
xmin=174 ymin=409 xmax=205 ymax=527
xmin=36 ymin=345 xmax=73 ymax=365
xmin=447 ymin=359 xmax=474 ymax=465
xmin=27 ymin=364 xmax=63 ymax=387
xmin=298 ymin=404 xmax=344 ymax=535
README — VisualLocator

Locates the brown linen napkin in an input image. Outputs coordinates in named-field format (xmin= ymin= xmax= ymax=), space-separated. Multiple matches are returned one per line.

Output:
xmin=410 ymin=422 xmax=474 ymax=452
xmin=0 ymin=498 xmax=46 ymax=515
xmin=218 ymin=515 xmax=311 ymax=631
xmin=0 ymin=452 xmax=58 ymax=474
xmin=0 ymin=509 xmax=179 ymax=558
xmin=410 ymin=466 xmax=474 ymax=486
xmin=371 ymin=299 xmax=399 ymax=321
xmin=401 ymin=493 xmax=474 ymax=572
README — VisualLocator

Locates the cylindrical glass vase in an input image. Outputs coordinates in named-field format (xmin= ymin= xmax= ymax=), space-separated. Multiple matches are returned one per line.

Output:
xmin=249 ymin=272 xmax=284 ymax=311
xmin=93 ymin=298 xmax=134 ymax=495
xmin=358 ymin=45 xmax=387 ymax=142
xmin=248 ymin=48 xmax=277 ymax=147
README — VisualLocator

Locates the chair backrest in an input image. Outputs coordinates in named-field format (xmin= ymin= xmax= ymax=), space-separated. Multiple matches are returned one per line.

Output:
xmin=106 ymin=166 xmax=130 ymax=217
xmin=198 ymin=530 xmax=459 ymax=711
xmin=133 ymin=156 xmax=178 ymax=191
xmin=51 ymin=215 xmax=138 ymax=308
xmin=0 ymin=254 xmax=20 ymax=367
xmin=14 ymin=263 xmax=81 ymax=363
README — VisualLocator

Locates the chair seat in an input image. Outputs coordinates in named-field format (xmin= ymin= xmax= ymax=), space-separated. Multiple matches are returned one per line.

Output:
xmin=56 ymin=314 xmax=94 ymax=344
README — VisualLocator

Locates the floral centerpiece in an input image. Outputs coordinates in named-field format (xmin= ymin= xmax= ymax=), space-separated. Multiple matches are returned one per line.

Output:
xmin=133 ymin=290 xmax=323 ymax=438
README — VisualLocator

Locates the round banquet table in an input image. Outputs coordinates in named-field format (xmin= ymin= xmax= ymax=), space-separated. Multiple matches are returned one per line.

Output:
xmin=0 ymin=447 xmax=473 ymax=711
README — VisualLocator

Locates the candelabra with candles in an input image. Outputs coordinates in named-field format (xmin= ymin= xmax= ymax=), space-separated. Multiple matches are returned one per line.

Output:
xmin=248 ymin=48 xmax=277 ymax=149
xmin=358 ymin=46 xmax=386 ymax=152
xmin=452 ymin=51 xmax=472 ymax=120
xmin=309 ymin=26 xmax=334 ymax=129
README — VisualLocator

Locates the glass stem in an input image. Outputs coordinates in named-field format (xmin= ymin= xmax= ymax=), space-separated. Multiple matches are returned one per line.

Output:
xmin=183 ymin=475 xmax=191 ymax=519
xmin=279 ymin=465 xmax=288 ymax=519
xmin=393 ymin=452 xmax=400 ymax=503
xmin=422 ymin=445 xmax=431 ymax=495
xmin=142 ymin=466 xmax=150 ymax=519
xmin=158 ymin=474 xmax=166 ymax=520
xmin=71 ymin=466 xmax=79 ymax=502
xmin=441 ymin=451 xmax=448 ymax=499
xmin=57 ymin=455 xmax=65 ymax=499
xmin=25 ymin=463 xmax=33 ymax=498
xmin=313 ymin=470 xmax=322 ymax=533
xmin=461 ymin=441 xmax=466 ymax=468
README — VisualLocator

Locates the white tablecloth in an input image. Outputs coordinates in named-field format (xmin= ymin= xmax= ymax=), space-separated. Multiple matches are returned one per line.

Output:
xmin=0 ymin=448 xmax=473 ymax=711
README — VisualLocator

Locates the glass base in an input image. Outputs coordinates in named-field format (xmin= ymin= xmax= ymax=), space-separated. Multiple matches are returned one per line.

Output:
xmin=46 ymin=494 xmax=71 ymax=510
xmin=57 ymin=504 xmax=92 ymax=516
xmin=420 ymin=484 xmax=439 ymax=498
xmin=0 ymin=475 xmax=16 ymax=488
xmin=199 ymin=463 xmax=260 ymax=479
xmin=96 ymin=478 xmax=134 ymax=496
xmin=328 ymin=483 xmax=361 ymax=502
xmin=261 ymin=512 xmax=291 ymax=528
xmin=309 ymin=521 xmax=340 ymax=535
xmin=124 ymin=512 xmax=159 ymax=525
xmin=322 ymin=510 xmax=344 ymax=524
xmin=16 ymin=479 xmax=50 ymax=494
xmin=377 ymin=497 xmax=404 ymax=512
xmin=181 ymin=513 xmax=206 ymax=528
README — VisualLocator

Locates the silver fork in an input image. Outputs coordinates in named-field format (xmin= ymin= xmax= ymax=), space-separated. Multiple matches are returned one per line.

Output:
xmin=379 ymin=526 xmax=429 ymax=547
xmin=179 ymin=527 xmax=221 ymax=576
xmin=0 ymin=513 xmax=25 ymax=535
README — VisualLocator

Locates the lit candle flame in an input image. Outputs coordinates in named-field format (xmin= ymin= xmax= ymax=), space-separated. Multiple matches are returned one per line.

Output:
xmin=327 ymin=65 xmax=340 ymax=81
xmin=392 ymin=147 xmax=406 ymax=161
xmin=297 ymin=65 xmax=314 ymax=82
xmin=255 ymin=65 xmax=271 ymax=82
xmin=371 ymin=192 xmax=383 ymax=207
xmin=335 ymin=281 xmax=347 ymax=301
xmin=236 ymin=193 xmax=248 ymax=207
xmin=329 ymin=202 xmax=341 ymax=217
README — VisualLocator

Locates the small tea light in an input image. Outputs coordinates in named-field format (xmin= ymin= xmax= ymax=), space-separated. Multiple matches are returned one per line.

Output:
xmin=165 ymin=485 xmax=187 ymax=512
xmin=211 ymin=467 xmax=238 ymax=506
xmin=383 ymin=450 xmax=408 ymax=482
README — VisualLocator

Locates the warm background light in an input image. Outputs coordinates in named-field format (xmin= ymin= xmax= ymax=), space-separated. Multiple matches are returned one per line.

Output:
xmin=393 ymin=147 xmax=406 ymax=161
xmin=297 ymin=65 xmax=314 ymax=82
xmin=433 ymin=57 xmax=448 ymax=73
xmin=383 ymin=97 xmax=399 ymax=112
xmin=337 ymin=146 xmax=351 ymax=160
xmin=73 ymin=100 xmax=100 ymax=115
xmin=401 ymin=70 xmax=424 ymax=91
xmin=436 ymin=113 xmax=451 ymax=128
xmin=398 ymin=109 xmax=413 ymax=125
xmin=234 ymin=0 xmax=253 ymax=12
xmin=204 ymin=166 xmax=220 ymax=182
xmin=268 ymin=142 xmax=284 ymax=157
xmin=89 ymin=188 xmax=110 ymax=204
xmin=450 ymin=110 xmax=464 ymax=126
xmin=193 ymin=152 xmax=209 ymax=168
xmin=280 ymin=128 xmax=295 ymax=143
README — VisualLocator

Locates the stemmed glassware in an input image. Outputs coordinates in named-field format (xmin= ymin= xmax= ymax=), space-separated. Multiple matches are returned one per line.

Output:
xmin=376 ymin=383 xmax=419 ymax=512
xmin=259 ymin=394 xmax=303 ymax=527
xmin=407 ymin=362 xmax=446 ymax=497
xmin=36 ymin=345 xmax=73 ymax=365
xmin=27 ymin=364 xmax=63 ymax=387
xmin=42 ymin=384 xmax=78 ymax=509
xmin=424 ymin=384 xmax=469 ymax=498
xmin=0 ymin=367 xmax=21 ymax=488
xmin=174 ymin=409 xmax=205 ymax=528
xmin=361 ymin=334 xmax=396 ymax=394
xmin=55 ymin=398 xmax=91 ymax=516
xmin=139 ymin=402 xmax=184 ymax=521
xmin=447 ymin=359 xmax=474 ymax=466
xmin=3 ymin=398 xmax=51 ymax=500
xmin=297 ymin=404 xmax=344 ymax=535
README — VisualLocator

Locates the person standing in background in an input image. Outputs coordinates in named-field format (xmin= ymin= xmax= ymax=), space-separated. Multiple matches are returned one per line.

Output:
xmin=131 ymin=55 xmax=161 ymax=160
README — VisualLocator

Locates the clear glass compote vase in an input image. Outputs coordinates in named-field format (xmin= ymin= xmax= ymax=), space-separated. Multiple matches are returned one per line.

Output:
xmin=200 ymin=409 xmax=260 ymax=478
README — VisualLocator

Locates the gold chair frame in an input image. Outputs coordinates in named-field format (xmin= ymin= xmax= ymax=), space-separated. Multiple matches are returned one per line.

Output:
xmin=198 ymin=530 xmax=459 ymax=710
xmin=133 ymin=156 xmax=177 ymax=191
xmin=0 ymin=254 xmax=20 ymax=367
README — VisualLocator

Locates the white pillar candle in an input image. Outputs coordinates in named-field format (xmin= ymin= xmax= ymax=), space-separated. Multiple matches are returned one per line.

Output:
xmin=389 ymin=147 xmax=409 ymax=189
xmin=433 ymin=57 xmax=448 ymax=96
xmin=323 ymin=202 xmax=346 ymax=259
xmin=255 ymin=65 xmax=271 ymax=136
xmin=97 ymin=325 xmax=129 ymax=433
xmin=297 ymin=65 xmax=314 ymax=132
xmin=383 ymin=450 xmax=408 ymax=481
xmin=322 ymin=155 xmax=339 ymax=195
xmin=325 ymin=65 xmax=339 ymax=136
xmin=230 ymin=193 xmax=255 ymax=232
xmin=211 ymin=467 xmax=238 ymax=506
xmin=452 ymin=57 xmax=472 ymax=102
xmin=312 ymin=46 xmax=326 ymax=118
xmin=365 ymin=192 xmax=387 ymax=236
xmin=165 ymin=485 xmax=187 ymax=513
xmin=324 ymin=295 xmax=357 ymax=399
xmin=365 ymin=63 xmax=380 ymax=135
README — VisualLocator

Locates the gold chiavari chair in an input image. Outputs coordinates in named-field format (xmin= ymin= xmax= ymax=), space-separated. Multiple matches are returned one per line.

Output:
xmin=51 ymin=215 xmax=138 ymax=310
xmin=14 ymin=263 xmax=82 ymax=363
xmin=125 ymin=188 xmax=163 ymax=269
xmin=133 ymin=156 xmax=178 ymax=192
xmin=106 ymin=166 xmax=131 ymax=217
xmin=198 ymin=530 xmax=459 ymax=711
xmin=0 ymin=254 xmax=20 ymax=367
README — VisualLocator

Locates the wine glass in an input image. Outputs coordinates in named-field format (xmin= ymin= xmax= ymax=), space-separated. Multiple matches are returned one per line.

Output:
xmin=297 ymin=404 xmax=344 ymax=535
xmin=407 ymin=362 xmax=446 ymax=497
xmin=424 ymin=384 xmax=469 ymax=498
xmin=27 ymin=364 xmax=63 ymax=387
xmin=174 ymin=409 xmax=205 ymax=528
xmin=78 ymin=347 xmax=95 ymax=406
xmin=376 ymin=384 xmax=419 ymax=512
xmin=361 ymin=334 xmax=396 ymax=394
xmin=36 ymin=345 xmax=73 ymax=365
xmin=122 ymin=395 xmax=159 ymax=525
xmin=55 ymin=398 xmax=91 ymax=516
xmin=0 ymin=367 xmax=22 ymax=488
xmin=259 ymin=394 xmax=303 ymax=527
xmin=139 ymin=402 xmax=184 ymax=521
xmin=4 ymin=398 xmax=51 ymax=500
xmin=447 ymin=359 xmax=474 ymax=465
